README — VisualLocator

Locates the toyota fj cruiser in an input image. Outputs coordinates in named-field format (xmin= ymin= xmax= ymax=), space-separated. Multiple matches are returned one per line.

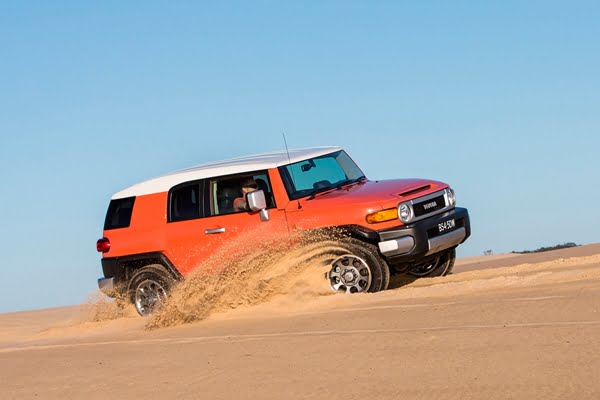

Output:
xmin=97 ymin=147 xmax=471 ymax=316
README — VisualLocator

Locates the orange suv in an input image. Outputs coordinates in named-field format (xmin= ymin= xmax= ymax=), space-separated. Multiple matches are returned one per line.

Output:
xmin=97 ymin=147 xmax=471 ymax=316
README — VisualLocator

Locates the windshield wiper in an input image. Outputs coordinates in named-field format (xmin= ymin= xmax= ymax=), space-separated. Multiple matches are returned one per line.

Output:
xmin=307 ymin=185 xmax=338 ymax=200
xmin=336 ymin=175 xmax=367 ymax=190
xmin=307 ymin=176 xmax=367 ymax=200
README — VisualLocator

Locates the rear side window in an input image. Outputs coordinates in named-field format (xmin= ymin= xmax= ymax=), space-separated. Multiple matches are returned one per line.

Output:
xmin=104 ymin=197 xmax=136 ymax=230
xmin=169 ymin=182 xmax=202 ymax=222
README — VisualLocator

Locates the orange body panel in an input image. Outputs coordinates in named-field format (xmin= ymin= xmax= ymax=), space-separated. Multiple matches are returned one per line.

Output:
xmin=163 ymin=207 xmax=289 ymax=276
xmin=104 ymin=192 xmax=167 ymax=257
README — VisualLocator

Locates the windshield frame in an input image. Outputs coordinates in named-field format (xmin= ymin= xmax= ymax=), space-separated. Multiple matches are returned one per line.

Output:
xmin=278 ymin=150 xmax=366 ymax=201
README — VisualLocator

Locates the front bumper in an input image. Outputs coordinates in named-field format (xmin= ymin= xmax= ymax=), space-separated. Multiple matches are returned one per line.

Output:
xmin=377 ymin=207 xmax=471 ymax=264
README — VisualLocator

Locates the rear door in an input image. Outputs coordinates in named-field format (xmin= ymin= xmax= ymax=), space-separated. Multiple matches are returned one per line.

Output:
xmin=163 ymin=171 xmax=289 ymax=276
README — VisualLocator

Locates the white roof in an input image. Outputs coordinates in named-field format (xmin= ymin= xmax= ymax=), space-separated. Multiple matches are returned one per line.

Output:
xmin=112 ymin=146 xmax=342 ymax=199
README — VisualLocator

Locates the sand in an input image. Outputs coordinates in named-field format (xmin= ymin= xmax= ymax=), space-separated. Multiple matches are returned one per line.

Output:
xmin=1 ymin=244 xmax=599 ymax=399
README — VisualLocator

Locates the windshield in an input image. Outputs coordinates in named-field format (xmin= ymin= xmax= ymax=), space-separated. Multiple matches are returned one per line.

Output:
xmin=279 ymin=151 xmax=365 ymax=200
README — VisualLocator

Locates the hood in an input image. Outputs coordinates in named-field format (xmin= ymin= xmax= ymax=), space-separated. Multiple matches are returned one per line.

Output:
xmin=296 ymin=178 xmax=449 ymax=210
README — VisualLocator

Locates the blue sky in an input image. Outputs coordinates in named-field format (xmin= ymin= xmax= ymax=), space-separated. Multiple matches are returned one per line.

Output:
xmin=0 ymin=1 xmax=598 ymax=313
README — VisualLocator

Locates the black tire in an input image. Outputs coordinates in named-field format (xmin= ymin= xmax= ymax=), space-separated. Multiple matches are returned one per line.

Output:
xmin=128 ymin=264 xmax=175 ymax=317
xmin=407 ymin=248 xmax=456 ymax=278
xmin=326 ymin=238 xmax=391 ymax=293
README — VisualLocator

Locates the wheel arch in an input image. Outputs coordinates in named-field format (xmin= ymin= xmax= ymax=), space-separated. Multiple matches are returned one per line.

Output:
xmin=101 ymin=252 xmax=183 ymax=289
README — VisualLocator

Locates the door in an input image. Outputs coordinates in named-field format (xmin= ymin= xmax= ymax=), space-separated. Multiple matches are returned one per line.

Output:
xmin=163 ymin=171 xmax=289 ymax=276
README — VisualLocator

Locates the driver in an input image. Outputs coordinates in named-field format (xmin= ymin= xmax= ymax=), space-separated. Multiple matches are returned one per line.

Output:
xmin=233 ymin=178 xmax=259 ymax=212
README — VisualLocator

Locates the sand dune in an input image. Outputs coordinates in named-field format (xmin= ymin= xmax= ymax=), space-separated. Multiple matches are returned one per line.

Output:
xmin=1 ymin=244 xmax=599 ymax=399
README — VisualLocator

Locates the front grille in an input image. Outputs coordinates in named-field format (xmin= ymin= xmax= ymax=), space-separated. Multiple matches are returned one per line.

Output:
xmin=413 ymin=195 xmax=446 ymax=217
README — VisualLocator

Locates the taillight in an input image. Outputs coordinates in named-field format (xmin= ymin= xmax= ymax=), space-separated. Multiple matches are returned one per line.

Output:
xmin=96 ymin=237 xmax=111 ymax=253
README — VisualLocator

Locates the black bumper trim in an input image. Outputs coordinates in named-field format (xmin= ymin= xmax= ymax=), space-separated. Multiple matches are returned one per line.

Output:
xmin=377 ymin=207 xmax=471 ymax=264
xmin=100 ymin=252 xmax=183 ymax=290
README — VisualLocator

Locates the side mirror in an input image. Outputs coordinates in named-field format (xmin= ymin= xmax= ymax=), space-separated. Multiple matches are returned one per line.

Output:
xmin=247 ymin=190 xmax=267 ymax=211
xmin=247 ymin=190 xmax=270 ymax=222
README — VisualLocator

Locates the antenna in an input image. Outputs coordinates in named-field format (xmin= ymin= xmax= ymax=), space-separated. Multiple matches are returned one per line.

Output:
xmin=282 ymin=133 xmax=302 ymax=209
xmin=283 ymin=132 xmax=292 ymax=164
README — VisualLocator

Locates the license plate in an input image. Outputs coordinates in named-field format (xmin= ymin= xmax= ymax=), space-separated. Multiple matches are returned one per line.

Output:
xmin=438 ymin=219 xmax=456 ymax=233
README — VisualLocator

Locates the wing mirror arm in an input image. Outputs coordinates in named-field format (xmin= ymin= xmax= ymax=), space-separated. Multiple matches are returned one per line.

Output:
xmin=259 ymin=209 xmax=270 ymax=222
xmin=247 ymin=190 xmax=270 ymax=222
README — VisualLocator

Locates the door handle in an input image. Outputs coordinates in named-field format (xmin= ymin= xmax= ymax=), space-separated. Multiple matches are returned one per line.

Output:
xmin=205 ymin=227 xmax=225 ymax=235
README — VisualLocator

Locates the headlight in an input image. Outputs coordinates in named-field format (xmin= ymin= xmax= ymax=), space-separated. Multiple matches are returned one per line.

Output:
xmin=398 ymin=203 xmax=413 ymax=223
xmin=446 ymin=188 xmax=456 ymax=206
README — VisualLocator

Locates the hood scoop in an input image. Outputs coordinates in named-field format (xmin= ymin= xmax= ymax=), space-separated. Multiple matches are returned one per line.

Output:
xmin=399 ymin=184 xmax=431 ymax=198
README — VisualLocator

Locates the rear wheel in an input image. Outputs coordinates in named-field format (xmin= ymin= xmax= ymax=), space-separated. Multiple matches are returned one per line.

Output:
xmin=128 ymin=265 xmax=174 ymax=317
xmin=326 ymin=239 xmax=390 ymax=293
xmin=407 ymin=248 xmax=456 ymax=277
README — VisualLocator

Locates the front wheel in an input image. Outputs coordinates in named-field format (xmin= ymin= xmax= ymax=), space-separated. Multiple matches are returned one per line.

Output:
xmin=326 ymin=239 xmax=390 ymax=293
xmin=128 ymin=265 xmax=174 ymax=317
xmin=407 ymin=248 xmax=456 ymax=277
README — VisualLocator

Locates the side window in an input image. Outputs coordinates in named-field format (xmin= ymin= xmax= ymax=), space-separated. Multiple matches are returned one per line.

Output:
xmin=169 ymin=182 xmax=202 ymax=222
xmin=104 ymin=197 xmax=136 ymax=230
xmin=210 ymin=171 xmax=275 ymax=216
